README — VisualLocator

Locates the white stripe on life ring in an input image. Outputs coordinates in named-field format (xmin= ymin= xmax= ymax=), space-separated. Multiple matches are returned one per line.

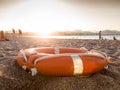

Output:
xmin=55 ymin=47 xmax=59 ymax=54
xmin=71 ymin=55 xmax=83 ymax=75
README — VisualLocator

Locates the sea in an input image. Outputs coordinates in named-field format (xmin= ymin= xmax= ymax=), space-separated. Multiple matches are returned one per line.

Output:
xmin=23 ymin=35 xmax=120 ymax=40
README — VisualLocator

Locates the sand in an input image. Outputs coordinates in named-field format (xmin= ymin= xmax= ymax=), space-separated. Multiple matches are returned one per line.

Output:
xmin=0 ymin=37 xmax=120 ymax=90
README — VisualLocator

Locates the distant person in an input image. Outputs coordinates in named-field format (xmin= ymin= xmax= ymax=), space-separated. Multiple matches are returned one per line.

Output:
xmin=0 ymin=30 xmax=9 ymax=41
xmin=18 ymin=29 xmax=22 ymax=36
xmin=12 ymin=28 xmax=16 ymax=34
xmin=99 ymin=30 xmax=102 ymax=39
xmin=12 ymin=29 xmax=16 ymax=38
xmin=113 ymin=36 xmax=117 ymax=40
xmin=18 ymin=29 xmax=22 ymax=41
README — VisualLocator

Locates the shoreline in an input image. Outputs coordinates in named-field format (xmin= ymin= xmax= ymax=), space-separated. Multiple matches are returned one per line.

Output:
xmin=5 ymin=34 xmax=120 ymax=40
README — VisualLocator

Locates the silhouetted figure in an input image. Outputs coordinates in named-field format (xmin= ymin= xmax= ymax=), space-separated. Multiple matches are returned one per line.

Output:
xmin=18 ymin=29 xmax=22 ymax=36
xmin=0 ymin=30 xmax=9 ymax=41
xmin=113 ymin=36 xmax=117 ymax=40
xmin=99 ymin=31 xmax=102 ymax=40
xmin=12 ymin=28 xmax=16 ymax=34
xmin=18 ymin=29 xmax=22 ymax=41
xmin=11 ymin=28 xmax=17 ymax=40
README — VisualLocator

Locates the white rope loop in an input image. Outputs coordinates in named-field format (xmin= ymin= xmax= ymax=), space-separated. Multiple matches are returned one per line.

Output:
xmin=20 ymin=50 xmax=28 ymax=62
xmin=80 ymin=47 xmax=88 ymax=52
xmin=19 ymin=50 xmax=28 ymax=70
xmin=104 ymin=65 xmax=109 ymax=69
xmin=89 ymin=50 xmax=109 ymax=69
xmin=31 ymin=68 xmax=38 ymax=76
xmin=22 ymin=65 xmax=27 ymax=70
xmin=34 ymin=54 xmax=55 ymax=65
xmin=90 ymin=50 xmax=108 ymax=60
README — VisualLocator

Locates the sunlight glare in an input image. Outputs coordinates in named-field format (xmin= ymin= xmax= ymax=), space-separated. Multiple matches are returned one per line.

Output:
xmin=35 ymin=29 xmax=54 ymax=36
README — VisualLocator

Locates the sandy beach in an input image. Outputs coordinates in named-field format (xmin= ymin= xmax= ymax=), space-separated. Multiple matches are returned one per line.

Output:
xmin=0 ymin=37 xmax=120 ymax=90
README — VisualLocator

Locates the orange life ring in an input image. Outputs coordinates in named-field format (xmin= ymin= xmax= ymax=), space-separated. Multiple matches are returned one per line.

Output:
xmin=17 ymin=47 xmax=88 ymax=70
xmin=16 ymin=47 xmax=108 ymax=76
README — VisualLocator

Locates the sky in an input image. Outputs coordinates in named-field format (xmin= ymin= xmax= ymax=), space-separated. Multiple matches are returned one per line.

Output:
xmin=0 ymin=0 xmax=120 ymax=34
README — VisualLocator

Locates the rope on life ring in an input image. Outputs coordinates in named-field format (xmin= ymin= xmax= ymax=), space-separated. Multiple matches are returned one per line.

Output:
xmin=19 ymin=50 xmax=28 ymax=70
